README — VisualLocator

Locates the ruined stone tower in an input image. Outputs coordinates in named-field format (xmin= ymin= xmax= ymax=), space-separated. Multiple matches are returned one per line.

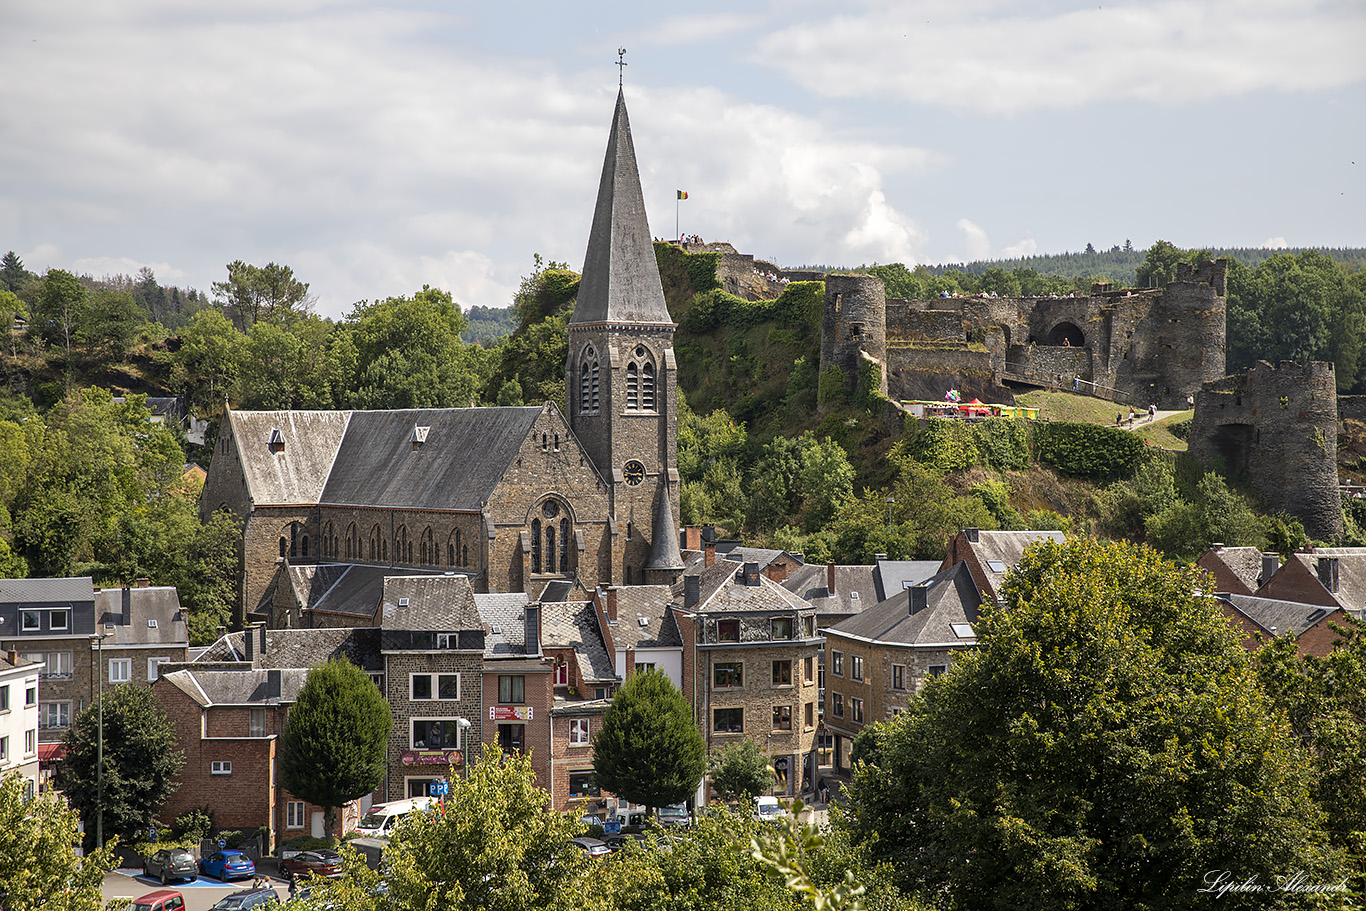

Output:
xmin=820 ymin=274 xmax=888 ymax=401
xmin=1189 ymin=361 xmax=1342 ymax=541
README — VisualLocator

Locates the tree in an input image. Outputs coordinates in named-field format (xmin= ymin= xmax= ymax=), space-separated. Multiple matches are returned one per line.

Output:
xmin=592 ymin=668 xmax=705 ymax=815
xmin=280 ymin=658 xmax=392 ymax=839
xmin=0 ymin=251 xmax=32 ymax=294
xmin=848 ymin=538 xmax=1346 ymax=909
xmin=56 ymin=684 xmax=184 ymax=847
xmin=0 ymin=771 xmax=115 ymax=911
xmin=212 ymin=260 xmax=313 ymax=331
xmin=708 ymin=740 xmax=773 ymax=804
xmin=32 ymin=268 xmax=87 ymax=356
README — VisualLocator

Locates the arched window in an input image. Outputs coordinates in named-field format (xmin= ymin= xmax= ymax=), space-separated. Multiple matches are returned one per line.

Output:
xmin=301 ymin=535 xmax=309 ymax=557
xmin=641 ymin=362 xmax=655 ymax=410
xmin=448 ymin=542 xmax=455 ymax=566
xmin=579 ymin=347 xmax=600 ymax=413
xmin=560 ymin=517 xmax=570 ymax=570
xmin=395 ymin=526 xmax=411 ymax=564
xmin=289 ymin=523 xmax=299 ymax=558
xmin=419 ymin=528 xmax=434 ymax=565
xmin=626 ymin=363 xmax=639 ymax=409
xmin=370 ymin=524 xmax=383 ymax=562
xmin=347 ymin=523 xmax=358 ymax=560
xmin=546 ymin=525 xmax=556 ymax=573
xmin=279 ymin=537 xmax=287 ymax=558
xmin=531 ymin=519 xmax=542 ymax=573
xmin=462 ymin=544 xmax=469 ymax=565
xmin=448 ymin=529 xmax=463 ymax=567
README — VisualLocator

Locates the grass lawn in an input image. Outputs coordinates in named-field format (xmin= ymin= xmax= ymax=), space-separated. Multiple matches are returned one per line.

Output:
xmin=1015 ymin=391 xmax=1191 ymax=450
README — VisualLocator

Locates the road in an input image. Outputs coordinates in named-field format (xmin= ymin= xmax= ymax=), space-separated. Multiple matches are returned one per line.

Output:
xmin=102 ymin=867 xmax=291 ymax=911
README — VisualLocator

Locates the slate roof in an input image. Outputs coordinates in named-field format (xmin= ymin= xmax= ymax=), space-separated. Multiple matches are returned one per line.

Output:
xmin=321 ymin=407 xmax=543 ymax=509
xmin=959 ymin=530 xmax=1065 ymax=596
xmin=607 ymin=585 xmax=681 ymax=650
xmin=161 ymin=667 xmax=310 ymax=707
xmin=569 ymin=89 xmax=673 ymax=327
xmin=1199 ymin=546 xmax=1267 ymax=594
xmin=827 ymin=562 xmax=982 ymax=648
xmin=781 ymin=564 xmax=880 ymax=618
xmin=193 ymin=627 xmax=382 ymax=672
xmin=95 ymin=587 xmax=188 ymax=646
xmin=873 ymin=561 xmax=945 ymax=602
xmin=1218 ymin=594 xmax=1341 ymax=638
xmin=542 ymin=600 xmax=617 ymax=684
xmin=379 ymin=575 xmax=482 ymax=632
xmin=228 ymin=410 xmax=351 ymax=506
xmin=283 ymin=564 xmax=392 ymax=621
xmin=646 ymin=483 xmax=685 ymax=571
xmin=1284 ymin=549 xmax=1366 ymax=614
xmin=719 ymin=546 xmax=792 ymax=569
xmin=0 ymin=577 xmax=95 ymax=604
xmin=682 ymin=560 xmax=809 ymax=614
xmin=474 ymin=592 xmax=534 ymax=657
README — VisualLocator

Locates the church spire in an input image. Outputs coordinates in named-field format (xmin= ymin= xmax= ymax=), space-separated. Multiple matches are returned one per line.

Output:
xmin=570 ymin=89 xmax=672 ymax=326
xmin=645 ymin=480 xmax=685 ymax=573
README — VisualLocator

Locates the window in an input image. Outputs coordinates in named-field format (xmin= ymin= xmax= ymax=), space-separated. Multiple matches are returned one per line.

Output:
xmin=771 ymin=617 xmax=793 ymax=640
xmin=287 ymin=801 xmax=305 ymax=829
xmin=25 ymin=685 xmax=36 ymax=707
xmin=407 ymin=779 xmax=437 ymax=799
xmin=568 ymin=770 xmax=600 ymax=797
xmin=555 ymin=662 xmax=569 ymax=686
xmin=497 ymin=724 xmax=525 ymax=752
xmin=0 ymin=686 xmax=7 ymax=711
xmin=411 ymin=674 xmax=460 ymax=700
xmin=21 ymin=611 xmax=40 ymax=631
xmin=25 ymin=728 xmax=36 ymax=755
xmin=773 ymin=705 xmax=792 ymax=731
xmin=929 ymin=665 xmax=947 ymax=678
xmin=805 ymin=702 xmax=815 ymax=729
xmin=148 ymin=657 xmax=169 ymax=682
xmin=211 ymin=760 xmax=232 ymax=775
xmin=531 ymin=518 xmax=542 ymax=573
xmin=109 ymin=658 xmax=132 ymax=684
xmin=369 ymin=672 xmax=385 ymax=691
xmin=831 ymin=651 xmax=844 ymax=677
xmin=804 ymin=616 xmax=815 ymax=638
xmin=804 ymin=657 xmax=814 ymax=683
xmin=626 ymin=363 xmax=639 ymax=409
xmin=40 ymin=702 xmax=69 ymax=729
xmin=851 ymin=697 xmax=865 ymax=723
xmin=412 ymin=719 xmax=463 ymax=749
xmin=892 ymin=664 xmax=905 ymax=691
xmin=641 ymin=362 xmax=655 ymax=410
xmin=0 ymin=737 xmax=6 ymax=760
xmin=49 ymin=610 xmax=69 ymax=631
xmin=498 ymin=675 xmax=525 ymax=704
xmin=850 ymin=655 xmax=864 ymax=682
xmin=569 ymin=718 xmax=590 ymax=745
xmin=717 ymin=619 xmax=740 ymax=643
xmin=772 ymin=660 xmax=792 ymax=686
xmin=634 ymin=662 xmax=655 ymax=674
xmin=714 ymin=662 xmax=743 ymax=688
xmin=250 ymin=708 xmax=266 ymax=737
xmin=713 ymin=708 xmax=744 ymax=733
xmin=831 ymin=693 xmax=844 ymax=718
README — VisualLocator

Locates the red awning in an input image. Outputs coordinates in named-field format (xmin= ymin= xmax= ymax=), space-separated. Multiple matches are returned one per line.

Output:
xmin=38 ymin=743 xmax=65 ymax=762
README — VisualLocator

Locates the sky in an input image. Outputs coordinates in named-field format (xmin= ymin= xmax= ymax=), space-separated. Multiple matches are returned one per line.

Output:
xmin=2 ymin=0 xmax=1364 ymax=319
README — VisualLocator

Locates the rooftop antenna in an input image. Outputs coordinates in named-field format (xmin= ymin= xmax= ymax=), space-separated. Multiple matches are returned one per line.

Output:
xmin=616 ymin=47 xmax=627 ymax=87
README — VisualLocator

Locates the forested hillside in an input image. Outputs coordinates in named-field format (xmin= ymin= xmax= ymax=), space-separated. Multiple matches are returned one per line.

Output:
xmin=1 ymin=240 xmax=1364 ymax=642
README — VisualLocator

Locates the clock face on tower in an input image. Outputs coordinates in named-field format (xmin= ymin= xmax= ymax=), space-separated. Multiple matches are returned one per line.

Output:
xmin=623 ymin=460 xmax=646 ymax=486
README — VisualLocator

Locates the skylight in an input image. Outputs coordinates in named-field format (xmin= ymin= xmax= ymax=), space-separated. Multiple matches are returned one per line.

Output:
xmin=849 ymin=591 xmax=860 ymax=600
xmin=986 ymin=560 xmax=1008 ymax=573
xmin=951 ymin=623 xmax=975 ymax=638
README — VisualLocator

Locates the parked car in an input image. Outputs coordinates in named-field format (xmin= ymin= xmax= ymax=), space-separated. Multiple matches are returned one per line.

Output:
xmin=199 ymin=850 xmax=256 ymax=881
xmin=208 ymin=887 xmax=279 ymax=911
xmin=571 ymin=836 xmax=612 ymax=858
xmin=754 ymin=796 xmax=784 ymax=824
xmin=144 ymin=849 xmax=198 ymax=885
xmin=603 ymin=832 xmax=646 ymax=852
xmin=278 ymin=850 xmax=344 ymax=881
xmin=131 ymin=891 xmax=185 ymax=911
xmin=355 ymin=797 xmax=436 ymax=839
xmin=656 ymin=804 xmax=692 ymax=829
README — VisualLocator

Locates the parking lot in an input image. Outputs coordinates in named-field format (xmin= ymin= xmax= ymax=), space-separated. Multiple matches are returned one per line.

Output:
xmin=101 ymin=867 xmax=291 ymax=911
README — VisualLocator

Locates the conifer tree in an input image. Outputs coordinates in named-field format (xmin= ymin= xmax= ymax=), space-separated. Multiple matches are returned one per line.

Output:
xmin=592 ymin=668 xmax=705 ymax=815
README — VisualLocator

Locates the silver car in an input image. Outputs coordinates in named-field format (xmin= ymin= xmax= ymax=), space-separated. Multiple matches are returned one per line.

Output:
xmin=145 ymin=849 xmax=198 ymax=885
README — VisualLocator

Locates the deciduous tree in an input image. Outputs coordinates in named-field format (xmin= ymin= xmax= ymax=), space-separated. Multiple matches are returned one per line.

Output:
xmin=0 ymin=771 xmax=115 ymax=911
xmin=592 ymin=668 xmax=705 ymax=816
xmin=708 ymin=739 xmax=773 ymax=804
xmin=212 ymin=260 xmax=313 ymax=331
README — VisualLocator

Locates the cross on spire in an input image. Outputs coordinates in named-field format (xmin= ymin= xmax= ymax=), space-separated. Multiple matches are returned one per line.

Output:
xmin=616 ymin=48 xmax=627 ymax=86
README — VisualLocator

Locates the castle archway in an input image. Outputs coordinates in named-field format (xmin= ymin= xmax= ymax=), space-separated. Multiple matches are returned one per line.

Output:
xmin=1047 ymin=322 xmax=1085 ymax=347
xmin=1210 ymin=423 xmax=1256 ymax=477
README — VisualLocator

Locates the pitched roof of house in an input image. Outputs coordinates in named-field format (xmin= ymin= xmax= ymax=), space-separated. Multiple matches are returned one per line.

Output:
xmin=0 ymin=576 xmax=95 ymax=604
xmin=542 ymin=600 xmax=617 ymax=684
xmin=228 ymin=410 xmax=351 ymax=506
xmin=827 ymin=561 xmax=982 ymax=648
xmin=474 ymin=592 xmax=535 ymax=657
xmin=781 ymin=564 xmax=880 ymax=617
xmin=379 ymin=575 xmax=482 ymax=632
xmin=605 ymin=585 xmax=681 ymax=649
xmin=873 ymin=561 xmax=945 ymax=602
xmin=1218 ymin=593 xmax=1342 ymax=638
xmin=1282 ymin=548 xmax=1366 ymax=612
xmin=194 ymin=627 xmax=382 ymax=672
xmin=956 ymin=530 xmax=1065 ymax=596
xmin=160 ymin=667 xmax=310 ymax=707
xmin=1198 ymin=546 xmax=1267 ymax=594
xmin=283 ymin=564 xmax=390 ymax=621
xmin=569 ymin=89 xmax=672 ymax=327
xmin=95 ymin=586 xmax=188 ymax=646
xmin=682 ymin=560 xmax=809 ymax=614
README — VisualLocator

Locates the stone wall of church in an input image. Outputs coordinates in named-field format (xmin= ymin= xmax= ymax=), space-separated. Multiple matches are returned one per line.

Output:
xmin=242 ymin=507 xmax=316 ymax=622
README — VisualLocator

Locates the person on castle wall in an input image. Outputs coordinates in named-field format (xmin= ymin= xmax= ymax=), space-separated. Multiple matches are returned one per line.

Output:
xmin=1063 ymin=337 xmax=1071 ymax=347
xmin=1186 ymin=394 xmax=1195 ymax=409
xmin=1129 ymin=407 xmax=1136 ymax=425
xmin=1073 ymin=376 xmax=1079 ymax=391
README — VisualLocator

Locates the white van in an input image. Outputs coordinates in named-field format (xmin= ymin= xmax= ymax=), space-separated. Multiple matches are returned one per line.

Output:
xmin=354 ymin=797 xmax=437 ymax=838
xmin=754 ymin=796 xmax=783 ymax=823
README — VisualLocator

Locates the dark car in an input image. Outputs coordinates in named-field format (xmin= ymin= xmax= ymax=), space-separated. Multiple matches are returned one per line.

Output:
xmin=145 ymin=849 xmax=198 ymax=885
xmin=603 ymin=833 xmax=646 ymax=853
xmin=209 ymin=887 xmax=279 ymax=911
xmin=199 ymin=850 xmax=256 ymax=881
xmin=278 ymin=850 xmax=344 ymax=881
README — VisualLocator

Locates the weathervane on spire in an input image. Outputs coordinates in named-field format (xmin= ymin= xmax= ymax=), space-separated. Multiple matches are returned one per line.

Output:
xmin=616 ymin=48 xmax=627 ymax=87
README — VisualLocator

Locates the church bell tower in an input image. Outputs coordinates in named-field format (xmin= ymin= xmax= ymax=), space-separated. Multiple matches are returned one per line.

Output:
xmin=567 ymin=88 xmax=683 ymax=586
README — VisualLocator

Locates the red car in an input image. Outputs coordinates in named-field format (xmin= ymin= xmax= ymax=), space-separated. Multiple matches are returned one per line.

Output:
xmin=277 ymin=850 xmax=344 ymax=881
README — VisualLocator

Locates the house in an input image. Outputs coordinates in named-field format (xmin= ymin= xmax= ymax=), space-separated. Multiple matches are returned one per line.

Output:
xmin=822 ymin=561 xmax=982 ymax=771
xmin=543 ymin=598 xmax=617 ymax=812
xmin=1215 ymin=593 xmax=1348 ymax=657
xmin=1197 ymin=545 xmax=1277 ymax=596
xmin=0 ymin=651 xmax=40 ymax=798
xmin=202 ymin=88 xmax=686 ymax=624
xmin=941 ymin=528 xmax=1065 ymax=604
xmin=0 ymin=578 xmax=188 ymax=743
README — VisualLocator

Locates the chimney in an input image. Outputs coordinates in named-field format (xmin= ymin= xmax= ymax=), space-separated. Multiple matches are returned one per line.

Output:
xmin=267 ymin=669 xmax=282 ymax=700
xmin=702 ymin=525 xmax=715 ymax=544
xmin=684 ymin=575 xmax=700 ymax=610
xmin=606 ymin=588 xmax=618 ymax=623
xmin=763 ymin=561 xmax=790 ymax=583
xmin=826 ymin=562 xmax=836 ymax=596
xmin=525 ymin=606 xmax=540 ymax=655
xmin=964 ymin=528 xmax=980 ymax=544
xmin=258 ymin=624 xmax=267 ymax=658
xmin=135 ymin=577 xmax=151 ymax=588
xmin=6 ymin=650 xmax=17 ymax=666
xmin=1261 ymin=552 xmax=1279 ymax=586
xmin=121 ymin=588 xmax=132 ymax=626
xmin=1211 ymin=542 xmax=1225 ymax=552
xmin=704 ymin=541 xmax=716 ymax=568
xmin=743 ymin=562 xmax=761 ymax=586
xmin=244 ymin=625 xmax=255 ymax=663
xmin=909 ymin=585 xmax=928 ymax=613
xmin=874 ymin=553 xmax=888 ymax=562
xmin=683 ymin=526 xmax=702 ymax=551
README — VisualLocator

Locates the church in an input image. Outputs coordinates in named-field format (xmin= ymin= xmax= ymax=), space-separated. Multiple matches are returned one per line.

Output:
xmin=201 ymin=89 xmax=686 ymax=622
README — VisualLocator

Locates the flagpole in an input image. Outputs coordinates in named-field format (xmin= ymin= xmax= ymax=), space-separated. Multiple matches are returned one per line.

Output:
xmin=676 ymin=197 xmax=680 ymax=244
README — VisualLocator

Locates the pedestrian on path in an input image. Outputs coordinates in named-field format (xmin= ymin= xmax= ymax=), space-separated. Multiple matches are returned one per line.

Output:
xmin=1148 ymin=403 xmax=1156 ymax=422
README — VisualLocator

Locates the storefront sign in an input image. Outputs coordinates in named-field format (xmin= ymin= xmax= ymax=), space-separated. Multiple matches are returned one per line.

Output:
xmin=490 ymin=705 xmax=533 ymax=721
xmin=400 ymin=749 xmax=464 ymax=767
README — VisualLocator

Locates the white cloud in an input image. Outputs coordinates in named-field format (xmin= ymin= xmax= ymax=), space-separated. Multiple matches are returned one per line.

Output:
xmin=1261 ymin=236 xmax=1289 ymax=249
xmin=1001 ymin=235 xmax=1038 ymax=259
xmin=955 ymin=218 xmax=992 ymax=262
xmin=757 ymin=0 xmax=1366 ymax=115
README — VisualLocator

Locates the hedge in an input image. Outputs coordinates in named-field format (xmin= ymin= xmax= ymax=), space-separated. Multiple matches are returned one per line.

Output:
xmin=1034 ymin=421 xmax=1145 ymax=480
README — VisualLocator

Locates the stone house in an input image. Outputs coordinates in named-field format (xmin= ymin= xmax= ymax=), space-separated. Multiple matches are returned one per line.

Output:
xmin=822 ymin=561 xmax=981 ymax=772
xmin=941 ymin=529 xmax=1065 ymax=605
xmin=543 ymin=598 xmax=617 ymax=813
xmin=0 ymin=651 xmax=40 ymax=797
xmin=0 ymin=578 xmax=188 ymax=743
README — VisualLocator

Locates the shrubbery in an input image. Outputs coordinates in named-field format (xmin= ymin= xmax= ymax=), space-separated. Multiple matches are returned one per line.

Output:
xmin=1034 ymin=421 xmax=1145 ymax=480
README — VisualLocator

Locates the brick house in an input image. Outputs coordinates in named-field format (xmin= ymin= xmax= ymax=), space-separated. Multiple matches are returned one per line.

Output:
xmin=941 ymin=529 xmax=1065 ymax=604
xmin=822 ymin=561 xmax=982 ymax=771
xmin=543 ymin=598 xmax=617 ymax=812
xmin=1196 ymin=545 xmax=1278 ymax=597
xmin=0 ymin=578 xmax=188 ymax=743
xmin=1215 ymin=593 xmax=1347 ymax=657
xmin=0 ymin=651 xmax=40 ymax=797
xmin=475 ymin=590 xmax=554 ymax=794
xmin=1248 ymin=548 xmax=1366 ymax=655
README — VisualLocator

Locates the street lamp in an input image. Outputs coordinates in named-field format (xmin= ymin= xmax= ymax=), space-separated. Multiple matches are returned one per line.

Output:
xmin=455 ymin=717 xmax=471 ymax=781
xmin=886 ymin=496 xmax=895 ymax=528
xmin=90 ymin=625 xmax=113 ymax=850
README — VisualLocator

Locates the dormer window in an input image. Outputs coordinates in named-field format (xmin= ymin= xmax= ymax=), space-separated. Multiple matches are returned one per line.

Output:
xmin=268 ymin=427 xmax=285 ymax=453
xmin=411 ymin=425 xmax=429 ymax=451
